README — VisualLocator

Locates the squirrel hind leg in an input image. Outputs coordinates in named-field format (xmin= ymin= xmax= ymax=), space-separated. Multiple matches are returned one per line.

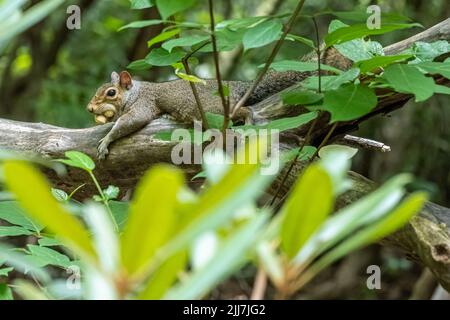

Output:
xmin=232 ymin=107 xmax=254 ymax=126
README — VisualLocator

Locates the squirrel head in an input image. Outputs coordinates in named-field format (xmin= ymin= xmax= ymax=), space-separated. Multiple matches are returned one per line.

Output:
xmin=87 ymin=71 xmax=133 ymax=124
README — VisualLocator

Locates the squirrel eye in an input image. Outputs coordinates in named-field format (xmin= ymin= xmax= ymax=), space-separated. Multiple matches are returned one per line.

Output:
xmin=106 ymin=89 xmax=116 ymax=97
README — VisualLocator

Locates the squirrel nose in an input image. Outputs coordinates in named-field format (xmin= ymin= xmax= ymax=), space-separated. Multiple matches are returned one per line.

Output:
xmin=87 ymin=104 xmax=94 ymax=112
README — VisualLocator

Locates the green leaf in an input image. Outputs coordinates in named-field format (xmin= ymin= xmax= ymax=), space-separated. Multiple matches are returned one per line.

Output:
xmin=138 ymin=251 xmax=186 ymax=299
xmin=301 ymin=68 xmax=361 ymax=91
xmin=127 ymin=59 xmax=152 ymax=70
xmin=26 ymin=245 xmax=72 ymax=269
xmin=286 ymin=34 xmax=315 ymax=48
xmin=130 ymin=0 xmax=154 ymax=9
xmin=281 ymin=165 xmax=333 ymax=258
xmin=51 ymin=188 xmax=68 ymax=202
xmin=38 ymin=237 xmax=62 ymax=247
xmin=103 ymin=185 xmax=119 ymax=201
xmin=0 ymin=284 xmax=13 ymax=300
xmin=282 ymin=89 xmax=323 ymax=105
xmin=434 ymin=84 xmax=450 ymax=95
xmin=146 ymin=48 xmax=185 ymax=66
xmin=155 ymin=0 xmax=196 ymax=20
xmin=325 ymin=22 xmax=421 ymax=48
xmin=205 ymin=112 xmax=232 ymax=130
xmin=0 ymin=201 xmax=43 ymax=232
xmin=121 ymin=165 xmax=184 ymax=276
xmin=356 ymin=54 xmax=413 ymax=74
xmin=162 ymin=35 xmax=209 ymax=52
xmin=165 ymin=212 xmax=268 ymax=299
xmin=148 ymin=28 xmax=181 ymax=48
xmin=328 ymin=20 xmax=384 ymax=62
xmin=318 ymin=145 xmax=358 ymax=160
xmin=3 ymin=161 xmax=96 ymax=260
xmin=199 ymin=28 xmax=244 ymax=52
xmin=243 ymin=19 xmax=283 ymax=51
xmin=0 ymin=267 xmax=14 ymax=277
xmin=294 ymin=174 xmax=412 ymax=266
xmin=308 ymin=192 xmax=426 ymax=277
xmin=324 ymin=11 xmax=411 ymax=23
xmin=268 ymin=60 xmax=342 ymax=74
xmin=235 ymin=111 xmax=318 ymax=133
xmin=119 ymin=19 xmax=165 ymax=31
xmin=382 ymin=64 xmax=435 ymax=102
xmin=0 ymin=243 xmax=50 ymax=283
xmin=0 ymin=226 xmax=33 ymax=237
xmin=405 ymin=41 xmax=450 ymax=63
xmin=415 ymin=62 xmax=450 ymax=79
xmin=320 ymin=83 xmax=377 ymax=123
xmin=109 ymin=201 xmax=130 ymax=231
xmin=57 ymin=151 xmax=95 ymax=171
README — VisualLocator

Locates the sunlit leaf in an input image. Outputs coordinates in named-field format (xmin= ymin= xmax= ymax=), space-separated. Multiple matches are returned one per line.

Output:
xmin=130 ymin=0 xmax=154 ymax=9
xmin=148 ymin=28 xmax=181 ymax=48
xmin=3 ymin=161 xmax=95 ymax=260
xmin=121 ymin=165 xmax=184 ymax=276
xmin=163 ymin=35 xmax=209 ymax=52
xmin=281 ymin=165 xmax=333 ymax=257
xmin=382 ymin=64 xmax=435 ymax=102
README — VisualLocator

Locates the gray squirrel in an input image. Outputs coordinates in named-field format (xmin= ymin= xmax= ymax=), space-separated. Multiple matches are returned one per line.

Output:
xmin=87 ymin=48 xmax=351 ymax=159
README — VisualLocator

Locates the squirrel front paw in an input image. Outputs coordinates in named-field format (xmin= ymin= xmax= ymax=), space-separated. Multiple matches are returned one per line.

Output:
xmin=97 ymin=137 xmax=110 ymax=160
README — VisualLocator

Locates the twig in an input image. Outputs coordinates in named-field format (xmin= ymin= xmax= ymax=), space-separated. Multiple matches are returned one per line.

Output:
xmin=208 ymin=0 xmax=229 ymax=141
xmin=312 ymin=16 xmax=322 ymax=93
xmin=251 ymin=266 xmax=268 ymax=300
xmin=339 ymin=135 xmax=391 ymax=152
xmin=309 ymin=122 xmax=338 ymax=162
xmin=230 ymin=0 xmax=307 ymax=118
xmin=169 ymin=16 xmax=209 ymax=129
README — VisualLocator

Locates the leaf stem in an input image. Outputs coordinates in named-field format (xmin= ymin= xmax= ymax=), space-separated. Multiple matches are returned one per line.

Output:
xmin=88 ymin=170 xmax=119 ymax=232
xmin=208 ymin=0 xmax=230 ymax=145
xmin=231 ymin=0 xmax=307 ymax=118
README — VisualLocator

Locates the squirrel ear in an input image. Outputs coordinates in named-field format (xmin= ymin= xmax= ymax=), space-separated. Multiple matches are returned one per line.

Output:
xmin=119 ymin=71 xmax=133 ymax=90
xmin=111 ymin=71 xmax=120 ymax=85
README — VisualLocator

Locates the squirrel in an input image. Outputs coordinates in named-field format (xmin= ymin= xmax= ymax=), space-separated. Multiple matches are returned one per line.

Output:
xmin=87 ymin=48 xmax=351 ymax=159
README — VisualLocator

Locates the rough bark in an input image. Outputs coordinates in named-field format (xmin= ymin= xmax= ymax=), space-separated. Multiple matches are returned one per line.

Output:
xmin=0 ymin=19 xmax=449 ymax=290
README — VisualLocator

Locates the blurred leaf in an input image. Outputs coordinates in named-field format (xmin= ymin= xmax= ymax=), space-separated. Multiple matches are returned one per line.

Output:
xmin=308 ymin=192 xmax=426 ymax=277
xmin=109 ymin=201 xmax=129 ymax=231
xmin=3 ymin=161 xmax=96 ymax=260
xmin=148 ymin=28 xmax=181 ymax=48
xmin=205 ymin=112 xmax=231 ymax=130
xmin=51 ymin=188 xmax=68 ymax=202
xmin=163 ymin=35 xmax=209 ymax=52
xmin=319 ymin=145 xmax=358 ymax=160
xmin=127 ymin=59 xmax=152 ymax=70
xmin=320 ymin=83 xmax=378 ymax=123
xmin=0 ymin=267 xmax=14 ymax=277
xmin=156 ymin=0 xmax=197 ymax=20
xmin=175 ymin=69 xmax=207 ymax=84
xmin=243 ymin=19 xmax=282 ymax=51
xmin=121 ymin=165 xmax=184 ymax=276
xmin=190 ymin=231 xmax=219 ymax=270
xmin=38 ymin=237 xmax=62 ymax=247
xmin=356 ymin=55 xmax=413 ymax=73
xmin=0 ymin=0 xmax=65 ymax=53
xmin=0 ymin=284 xmax=13 ymax=300
xmin=295 ymin=174 xmax=412 ymax=265
xmin=434 ymin=84 xmax=450 ymax=95
xmin=130 ymin=0 xmax=154 ymax=9
xmin=0 ymin=226 xmax=33 ymax=237
xmin=26 ymin=245 xmax=72 ymax=269
xmin=84 ymin=203 xmax=119 ymax=274
xmin=282 ymin=89 xmax=323 ymax=105
xmin=0 ymin=244 xmax=50 ymax=283
xmin=146 ymin=48 xmax=185 ymax=66
xmin=383 ymin=64 xmax=435 ymax=102
xmin=13 ymin=279 xmax=49 ymax=300
xmin=165 ymin=212 xmax=268 ymax=299
xmin=0 ymin=201 xmax=43 ymax=232
xmin=268 ymin=60 xmax=342 ymax=74
xmin=325 ymin=22 xmax=421 ymax=47
xmin=57 ymin=151 xmax=95 ymax=171
xmin=257 ymin=241 xmax=284 ymax=287
xmin=138 ymin=251 xmax=186 ymax=299
xmin=281 ymin=146 xmax=316 ymax=163
xmin=103 ymin=185 xmax=119 ymax=201
xmin=281 ymin=165 xmax=333 ymax=258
